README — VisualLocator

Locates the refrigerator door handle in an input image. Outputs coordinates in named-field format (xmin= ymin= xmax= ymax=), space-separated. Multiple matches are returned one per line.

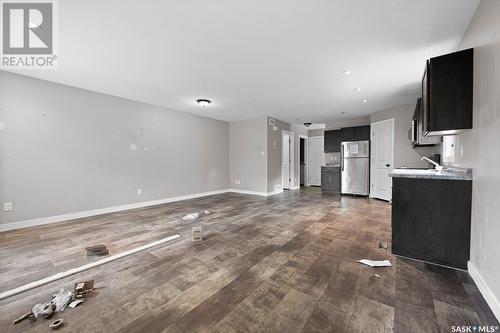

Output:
xmin=341 ymin=145 xmax=344 ymax=171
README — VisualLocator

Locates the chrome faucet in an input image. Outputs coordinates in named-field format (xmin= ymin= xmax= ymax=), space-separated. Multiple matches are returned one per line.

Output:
xmin=421 ymin=156 xmax=443 ymax=171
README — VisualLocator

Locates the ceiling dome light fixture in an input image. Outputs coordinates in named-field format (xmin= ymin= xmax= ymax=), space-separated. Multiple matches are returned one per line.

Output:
xmin=355 ymin=87 xmax=362 ymax=92
xmin=362 ymin=99 xmax=368 ymax=103
xmin=343 ymin=70 xmax=352 ymax=75
xmin=196 ymin=99 xmax=211 ymax=107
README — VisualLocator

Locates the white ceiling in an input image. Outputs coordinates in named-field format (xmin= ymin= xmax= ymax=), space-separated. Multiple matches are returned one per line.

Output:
xmin=6 ymin=0 xmax=480 ymax=123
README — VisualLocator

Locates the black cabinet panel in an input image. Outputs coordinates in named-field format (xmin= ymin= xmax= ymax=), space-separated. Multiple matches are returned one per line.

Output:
xmin=354 ymin=126 xmax=370 ymax=141
xmin=321 ymin=167 xmax=341 ymax=194
xmin=324 ymin=130 xmax=341 ymax=152
xmin=423 ymin=48 xmax=473 ymax=136
xmin=391 ymin=177 xmax=472 ymax=269
xmin=340 ymin=127 xmax=355 ymax=141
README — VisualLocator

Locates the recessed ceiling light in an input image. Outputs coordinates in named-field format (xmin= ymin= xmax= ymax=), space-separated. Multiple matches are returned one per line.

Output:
xmin=362 ymin=99 xmax=368 ymax=103
xmin=196 ymin=99 xmax=211 ymax=107
xmin=355 ymin=88 xmax=362 ymax=92
xmin=343 ymin=70 xmax=352 ymax=75
xmin=341 ymin=112 xmax=346 ymax=115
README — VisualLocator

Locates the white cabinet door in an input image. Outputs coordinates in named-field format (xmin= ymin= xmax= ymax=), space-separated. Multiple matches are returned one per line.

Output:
xmin=371 ymin=119 xmax=394 ymax=201
xmin=308 ymin=136 xmax=324 ymax=186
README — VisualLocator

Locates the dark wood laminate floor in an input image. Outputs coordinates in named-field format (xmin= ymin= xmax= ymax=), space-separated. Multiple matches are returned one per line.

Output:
xmin=0 ymin=188 xmax=497 ymax=332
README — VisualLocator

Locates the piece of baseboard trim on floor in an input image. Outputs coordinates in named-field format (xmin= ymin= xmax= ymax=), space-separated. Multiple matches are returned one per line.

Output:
xmin=227 ymin=189 xmax=268 ymax=197
xmin=0 ymin=189 xmax=229 ymax=232
xmin=290 ymin=186 xmax=300 ymax=190
xmin=468 ymin=261 xmax=500 ymax=321
xmin=0 ymin=234 xmax=181 ymax=301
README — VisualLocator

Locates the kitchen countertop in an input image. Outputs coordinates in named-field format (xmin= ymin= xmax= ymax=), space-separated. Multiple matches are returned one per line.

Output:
xmin=389 ymin=167 xmax=472 ymax=181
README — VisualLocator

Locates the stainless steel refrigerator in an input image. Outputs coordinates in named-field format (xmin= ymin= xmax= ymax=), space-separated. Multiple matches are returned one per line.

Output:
xmin=341 ymin=140 xmax=369 ymax=196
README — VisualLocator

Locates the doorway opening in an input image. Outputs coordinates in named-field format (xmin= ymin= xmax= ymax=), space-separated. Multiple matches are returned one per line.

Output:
xmin=300 ymin=137 xmax=305 ymax=186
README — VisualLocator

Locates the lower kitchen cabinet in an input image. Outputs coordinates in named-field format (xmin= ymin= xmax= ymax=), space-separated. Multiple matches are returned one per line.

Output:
xmin=321 ymin=167 xmax=341 ymax=194
xmin=391 ymin=177 xmax=472 ymax=270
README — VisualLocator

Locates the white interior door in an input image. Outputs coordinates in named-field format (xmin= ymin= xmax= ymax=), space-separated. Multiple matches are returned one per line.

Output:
xmin=308 ymin=136 xmax=324 ymax=186
xmin=370 ymin=119 xmax=394 ymax=201
xmin=282 ymin=133 xmax=290 ymax=189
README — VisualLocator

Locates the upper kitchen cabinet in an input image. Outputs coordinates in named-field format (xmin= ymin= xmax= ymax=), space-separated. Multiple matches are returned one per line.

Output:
xmin=324 ymin=129 xmax=341 ymax=153
xmin=340 ymin=127 xmax=355 ymax=141
xmin=340 ymin=126 xmax=370 ymax=142
xmin=423 ymin=48 xmax=473 ymax=136
xmin=354 ymin=125 xmax=370 ymax=141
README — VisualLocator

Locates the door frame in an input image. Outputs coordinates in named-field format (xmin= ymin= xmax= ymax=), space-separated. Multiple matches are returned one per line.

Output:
xmin=369 ymin=118 xmax=395 ymax=201
xmin=282 ymin=130 xmax=295 ymax=190
xmin=299 ymin=135 xmax=308 ymax=187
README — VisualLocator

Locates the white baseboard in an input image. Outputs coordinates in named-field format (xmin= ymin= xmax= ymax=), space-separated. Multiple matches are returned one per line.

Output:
xmin=290 ymin=186 xmax=300 ymax=190
xmin=468 ymin=261 xmax=500 ymax=321
xmin=0 ymin=187 xmax=294 ymax=232
xmin=267 ymin=189 xmax=284 ymax=196
xmin=0 ymin=189 xmax=229 ymax=232
xmin=227 ymin=189 xmax=268 ymax=197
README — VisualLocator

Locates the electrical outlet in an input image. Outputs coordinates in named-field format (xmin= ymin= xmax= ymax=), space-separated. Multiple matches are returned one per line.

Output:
xmin=4 ymin=202 xmax=13 ymax=211
xmin=137 ymin=188 xmax=143 ymax=196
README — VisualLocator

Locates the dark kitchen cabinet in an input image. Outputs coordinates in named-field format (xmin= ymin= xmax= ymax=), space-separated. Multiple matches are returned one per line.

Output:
xmin=423 ymin=48 xmax=473 ymax=136
xmin=354 ymin=126 xmax=370 ymax=141
xmin=321 ymin=167 xmax=341 ymax=194
xmin=340 ymin=127 xmax=355 ymax=141
xmin=392 ymin=177 xmax=472 ymax=270
xmin=340 ymin=126 xmax=370 ymax=142
xmin=324 ymin=130 xmax=341 ymax=152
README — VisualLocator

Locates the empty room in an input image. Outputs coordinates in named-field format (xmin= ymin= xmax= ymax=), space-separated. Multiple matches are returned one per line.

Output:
xmin=1 ymin=0 xmax=499 ymax=332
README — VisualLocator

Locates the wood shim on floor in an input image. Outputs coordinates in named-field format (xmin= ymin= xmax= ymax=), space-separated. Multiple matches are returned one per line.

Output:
xmin=0 ymin=234 xmax=181 ymax=301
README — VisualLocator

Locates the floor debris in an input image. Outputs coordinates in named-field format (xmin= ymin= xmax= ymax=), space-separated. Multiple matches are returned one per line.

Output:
xmin=358 ymin=259 xmax=392 ymax=267
xmin=74 ymin=280 xmax=94 ymax=299
xmin=12 ymin=311 xmax=34 ymax=325
xmin=12 ymin=282 xmax=96 ymax=326
xmin=371 ymin=273 xmax=382 ymax=279
xmin=85 ymin=244 xmax=109 ymax=256
xmin=182 ymin=213 xmax=199 ymax=221
xmin=183 ymin=209 xmax=211 ymax=221
xmin=192 ymin=226 xmax=203 ymax=241
xmin=378 ymin=241 xmax=388 ymax=249
xmin=68 ymin=299 xmax=84 ymax=308
xmin=49 ymin=318 xmax=64 ymax=330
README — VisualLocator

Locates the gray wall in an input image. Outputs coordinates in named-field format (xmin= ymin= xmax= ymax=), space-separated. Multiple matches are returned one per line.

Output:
xmin=449 ymin=0 xmax=500 ymax=315
xmin=0 ymin=71 xmax=229 ymax=225
xmin=229 ymin=117 xmax=268 ymax=193
xmin=370 ymin=104 xmax=438 ymax=168
xmin=325 ymin=116 xmax=371 ymax=130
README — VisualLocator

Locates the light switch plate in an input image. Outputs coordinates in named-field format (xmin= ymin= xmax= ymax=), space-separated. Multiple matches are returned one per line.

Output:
xmin=4 ymin=202 xmax=13 ymax=211
xmin=137 ymin=188 xmax=143 ymax=195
